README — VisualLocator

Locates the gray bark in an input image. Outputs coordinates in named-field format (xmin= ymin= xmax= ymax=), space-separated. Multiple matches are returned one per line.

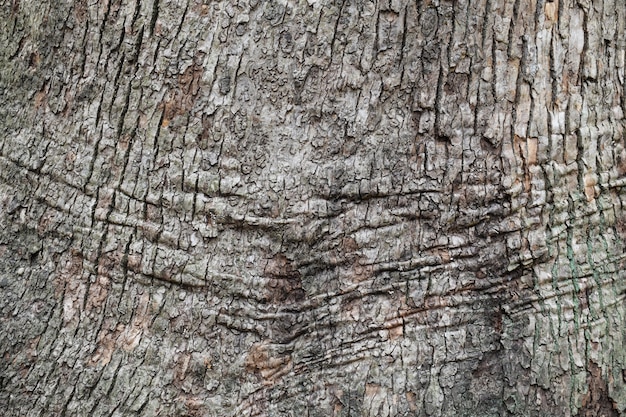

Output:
xmin=1 ymin=0 xmax=626 ymax=416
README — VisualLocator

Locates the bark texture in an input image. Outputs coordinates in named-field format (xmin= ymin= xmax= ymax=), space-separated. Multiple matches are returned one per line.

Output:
xmin=1 ymin=0 xmax=626 ymax=416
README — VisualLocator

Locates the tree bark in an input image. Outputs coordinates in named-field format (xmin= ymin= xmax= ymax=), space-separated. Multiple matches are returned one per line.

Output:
xmin=1 ymin=0 xmax=626 ymax=415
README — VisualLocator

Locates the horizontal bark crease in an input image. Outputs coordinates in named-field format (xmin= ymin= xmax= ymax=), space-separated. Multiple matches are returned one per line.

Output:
xmin=1 ymin=0 xmax=626 ymax=416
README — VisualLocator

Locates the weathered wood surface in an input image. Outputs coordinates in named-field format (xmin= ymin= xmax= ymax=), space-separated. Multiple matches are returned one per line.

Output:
xmin=1 ymin=0 xmax=625 ymax=415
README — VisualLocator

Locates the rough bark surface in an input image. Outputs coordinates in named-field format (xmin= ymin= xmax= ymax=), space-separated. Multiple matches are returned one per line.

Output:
xmin=1 ymin=0 xmax=626 ymax=416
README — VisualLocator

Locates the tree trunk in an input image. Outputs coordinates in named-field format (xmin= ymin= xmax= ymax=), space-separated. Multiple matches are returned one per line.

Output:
xmin=1 ymin=0 xmax=625 ymax=415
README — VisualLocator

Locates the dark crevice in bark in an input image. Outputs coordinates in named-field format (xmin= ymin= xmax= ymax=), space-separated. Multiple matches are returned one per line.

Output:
xmin=149 ymin=0 xmax=159 ymax=37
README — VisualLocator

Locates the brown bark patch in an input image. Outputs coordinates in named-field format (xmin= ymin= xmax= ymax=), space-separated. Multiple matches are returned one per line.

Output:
xmin=351 ymin=262 xmax=373 ymax=283
xmin=493 ymin=309 xmax=503 ymax=334
xmin=263 ymin=254 xmax=305 ymax=304
xmin=90 ymin=322 xmax=126 ymax=366
xmin=327 ymin=385 xmax=345 ymax=416
xmin=264 ymin=254 xmax=299 ymax=278
xmin=365 ymin=383 xmax=381 ymax=397
xmin=34 ymin=89 xmax=47 ymax=110
xmin=174 ymin=353 xmax=191 ymax=381
xmin=583 ymin=174 xmax=597 ymax=202
xmin=434 ymin=248 xmax=451 ymax=263
xmin=181 ymin=396 xmax=206 ymax=417
xmin=160 ymin=62 xmax=204 ymax=126
xmin=73 ymin=0 xmax=87 ymax=22
xmin=387 ymin=322 xmax=404 ymax=340
xmin=245 ymin=341 xmax=293 ymax=386
xmin=544 ymin=1 xmax=558 ymax=22
xmin=526 ymin=137 xmax=538 ymax=165
xmin=406 ymin=391 xmax=417 ymax=411
xmin=89 ymin=293 xmax=151 ymax=366
xmin=84 ymin=274 xmax=110 ymax=312
xmin=342 ymin=236 xmax=359 ymax=253
xmin=179 ymin=62 xmax=204 ymax=96
xmin=338 ymin=237 xmax=373 ymax=283
xmin=25 ymin=336 xmax=40 ymax=362
xmin=577 ymin=362 xmax=618 ymax=417
xmin=126 ymin=253 xmax=142 ymax=272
